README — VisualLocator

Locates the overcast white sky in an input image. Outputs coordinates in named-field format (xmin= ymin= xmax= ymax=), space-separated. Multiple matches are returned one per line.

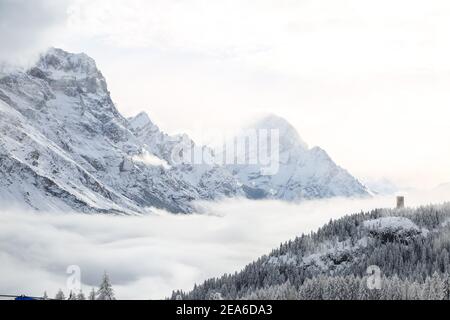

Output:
xmin=2 ymin=0 xmax=450 ymax=188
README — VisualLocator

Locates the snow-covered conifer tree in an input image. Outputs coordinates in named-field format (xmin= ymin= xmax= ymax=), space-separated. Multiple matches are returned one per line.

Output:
xmin=96 ymin=272 xmax=116 ymax=300
xmin=68 ymin=291 xmax=77 ymax=300
xmin=88 ymin=288 xmax=96 ymax=300
xmin=426 ymin=272 xmax=446 ymax=300
xmin=55 ymin=289 xmax=66 ymax=300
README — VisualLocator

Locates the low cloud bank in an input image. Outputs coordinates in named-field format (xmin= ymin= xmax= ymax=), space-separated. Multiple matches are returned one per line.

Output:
xmin=0 ymin=189 xmax=449 ymax=299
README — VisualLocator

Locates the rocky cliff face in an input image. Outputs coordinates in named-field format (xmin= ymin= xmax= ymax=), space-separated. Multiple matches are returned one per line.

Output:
xmin=0 ymin=48 xmax=368 ymax=214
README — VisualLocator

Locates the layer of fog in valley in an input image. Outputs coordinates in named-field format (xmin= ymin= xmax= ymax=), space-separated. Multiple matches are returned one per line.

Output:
xmin=1 ymin=188 xmax=450 ymax=299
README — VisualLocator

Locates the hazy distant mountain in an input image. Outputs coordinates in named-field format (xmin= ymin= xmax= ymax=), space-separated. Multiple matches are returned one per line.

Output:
xmin=362 ymin=178 xmax=400 ymax=195
xmin=0 ymin=48 xmax=369 ymax=214
xmin=228 ymin=114 xmax=369 ymax=200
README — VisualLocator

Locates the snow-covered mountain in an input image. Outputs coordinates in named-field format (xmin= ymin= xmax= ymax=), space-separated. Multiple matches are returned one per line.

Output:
xmin=227 ymin=115 xmax=369 ymax=200
xmin=0 ymin=48 xmax=368 ymax=214
xmin=128 ymin=111 xmax=244 ymax=200
xmin=436 ymin=183 xmax=450 ymax=193
xmin=0 ymin=48 xmax=201 ymax=214
xmin=362 ymin=178 xmax=400 ymax=195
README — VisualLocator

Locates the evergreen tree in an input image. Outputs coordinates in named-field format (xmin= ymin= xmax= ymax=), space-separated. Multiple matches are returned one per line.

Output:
xmin=88 ymin=288 xmax=96 ymax=300
xmin=96 ymin=272 xmax=116 ymax=300
xmin=357 ymin=278 xmax=371 ymax=300
xmin=55 ymin=289 xmax=66 ymax=300
xmin=443 ymin=274 xmax=450 ymax=300
xmin=426 ymin=272 xmax=446 ymax=300
xmin=77 ymin=290 xmax=86 ymax=300
xmin=406 ymin=282 xmax=422 ymax=300
xmin=68 ymin=291 xmax=77 ymax=300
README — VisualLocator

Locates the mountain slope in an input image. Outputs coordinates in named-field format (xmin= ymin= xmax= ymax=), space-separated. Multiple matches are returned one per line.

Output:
xmin=0 ymin=48 xmax=201 ymax=214
xmin=128 ymin=112 xmax=244 ymax=200
xmin=0 ymin=48 xmax=368 ymax=214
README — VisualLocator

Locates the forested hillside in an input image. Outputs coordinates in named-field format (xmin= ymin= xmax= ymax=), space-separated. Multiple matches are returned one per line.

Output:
xmin=172 ymin=203 xmax=450 ymax=300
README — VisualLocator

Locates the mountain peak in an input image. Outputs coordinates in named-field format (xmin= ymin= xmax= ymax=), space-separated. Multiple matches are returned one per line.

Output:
xmin=129 ymin=112 xmax=157 ymax=131
xmin=252 ymin=114 xmax=308 ymax=150
xmin=35 ymin=47 xmax=100 ymax=79
xmin=29 ymin=48 xmax=109 ymax=96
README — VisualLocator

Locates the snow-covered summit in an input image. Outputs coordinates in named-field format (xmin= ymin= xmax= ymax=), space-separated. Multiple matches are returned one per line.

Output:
xmin=251 ymin=114 xmax=308 ymax=151
xmin=35 ymin=48 xmax=100 ymax=79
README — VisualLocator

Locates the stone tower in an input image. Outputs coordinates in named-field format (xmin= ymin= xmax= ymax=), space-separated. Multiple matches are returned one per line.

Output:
xmin=396 ymin=196 xmax=405 ymax=209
